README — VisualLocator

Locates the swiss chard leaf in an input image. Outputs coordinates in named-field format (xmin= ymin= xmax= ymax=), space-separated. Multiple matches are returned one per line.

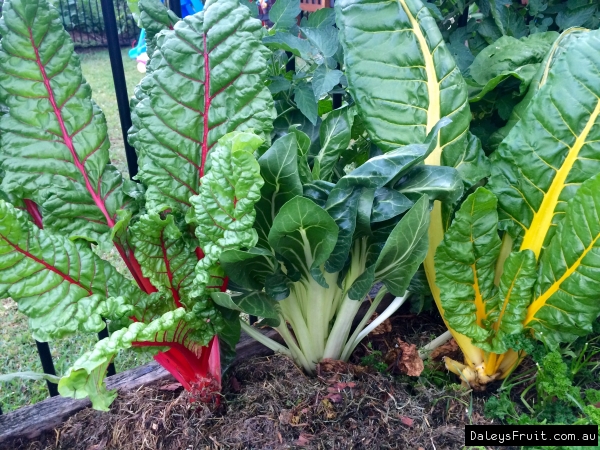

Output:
xmin=489 ymin=29 xmax=600 ymax=258
xmin=524 ymin=173 xmax=600 ymax=347
xmin=373 ymin=194 xmax=430 ymax=297
xmin=255 ymin=133 xmax=303 ymax=250
xmin=130 ymin=212 xmax=197 ymax=304
xmin=129 ymin=0 xmax=275 ymax=213
xmin=59 ymin=308 xmax=215 ymax=410
xmin=335 ymin=0 xmax=474 ymax=178
xmin=138 ymin=0 xmax=179 ymax=58
xmin=189 ymin=132 xmax=265 ymax=296
xmin=0 ymin=200 xmax=142 ymax=341
xmin=435 ymin=188 xmax=502 ymax=343
xmin=0 ymin=0 xmax=131 ymax=243
xmin=268 ymin=196 xmax=338 ymax=279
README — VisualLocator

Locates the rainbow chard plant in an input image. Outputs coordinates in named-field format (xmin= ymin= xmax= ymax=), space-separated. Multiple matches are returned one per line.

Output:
xmin=0 ymin=0 xmax=274 ymax=409
xmin=438 ymin=28 xmax=600 ymax=387
xmin=336 ymin=0 xmax=600 ymax=387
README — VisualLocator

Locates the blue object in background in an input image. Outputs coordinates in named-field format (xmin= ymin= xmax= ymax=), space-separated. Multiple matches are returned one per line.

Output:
xmin=129 ymin=0 xmax=203 ymax=60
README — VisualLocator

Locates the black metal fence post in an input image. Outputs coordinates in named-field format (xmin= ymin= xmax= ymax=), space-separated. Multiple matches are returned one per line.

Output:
xmin=170 ymin=0 xmax=182 ymax=18
xmin=100 ymin=0 xmax=139 ymax=178
xmin=98 ymin=323 xmax=117 ymax=377
xmin=35 ymin=341 xmax=59 ymax=397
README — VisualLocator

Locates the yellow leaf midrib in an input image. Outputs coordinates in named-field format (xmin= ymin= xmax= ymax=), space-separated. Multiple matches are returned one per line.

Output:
xmin=396 ymin=0 xmax=441 ymax=165
xmin=524 ymin=232 xmax=600 ymax=325
xmin=520 ymin=99 xmax=600 ymax=258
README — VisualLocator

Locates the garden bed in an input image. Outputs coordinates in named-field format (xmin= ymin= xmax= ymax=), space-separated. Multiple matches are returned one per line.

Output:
xmin=1 ymin=307 xmax=505 ymax=450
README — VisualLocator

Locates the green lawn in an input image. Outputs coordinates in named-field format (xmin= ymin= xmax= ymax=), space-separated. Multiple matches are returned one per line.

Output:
xmin=0 ymin=48 xmax=150 ymax=414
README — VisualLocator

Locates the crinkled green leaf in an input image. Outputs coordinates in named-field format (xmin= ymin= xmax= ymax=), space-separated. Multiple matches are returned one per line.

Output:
xmin=435 ymin=188 xmax=502 ymax=343
xmin=139 ymin=0 xmax=179 ymax=58
xmin=130 ymin=212 xmax=197 ymax=303
xmin=335 ymin=0 xmax=471 ymax=173
xmin=489 ymin=29 xmax=600 ymax=257
xmin=0 ymin=0 xmax=130 ymax=242
xmin=268 ymin=196 xmax=338 ymax=279
xmin=59 ymin=308 xmax=212 ymax=410
xmin=0 ymin=200 xmax=141 ymax=341
xmin=190 ymin=132 xmax=264 ymax=296
xmin=524 ymin=174 xmax=600 ymax=348
xmin=129 ymin=0 xmax=275 ymax=212
xmin=255 ymin=134 xmax=303 ymax=250
xmin=478 ymin=250 xmax=536 ymax=354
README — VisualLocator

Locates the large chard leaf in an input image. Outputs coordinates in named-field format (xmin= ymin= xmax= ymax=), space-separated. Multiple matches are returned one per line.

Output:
xmin=488 ymin=28 xmax=583 ymax=149
xmin=0 ymin=0 xmax=130 ymax=242
xmin=59 ymin=308 xmax=215 ymax=410
xmin=130 ymin=212 xmax=197 ymax=304
xmin=435 ymin=188 xmax=502 ymax=343
xmin=524 ymin=174 xmax=600 ymax=347
xmin=190 ymin=132 xmax=265 ymax=296
xmin=129 ymin=0 xmax=275 ymax=212
xmin=467 ymin=32 xmax=559 ymax=101
xmin=489 ymin=29 xmax=600 ymax=257
xmin=0 ymin=200 xmax=141 ymax=341
xmin=335 ymin=0 xmax=473 ymax=173
xmin=138 ymin=0 xmax=178 ymax=58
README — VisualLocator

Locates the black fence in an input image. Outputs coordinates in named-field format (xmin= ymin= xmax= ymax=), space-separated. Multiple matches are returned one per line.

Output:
xmin=60 ymin=0 xmax=139 ymax=46
xmin=0 ymin=0 xmax=139 ymax=47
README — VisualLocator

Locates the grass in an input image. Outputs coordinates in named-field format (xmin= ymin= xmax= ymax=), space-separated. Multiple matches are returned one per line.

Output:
xmin=0 ymin=48 xmax=149 ymax=414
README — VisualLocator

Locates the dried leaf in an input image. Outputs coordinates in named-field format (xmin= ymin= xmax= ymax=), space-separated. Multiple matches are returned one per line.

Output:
xmin=400 ymin=416 xmax=414 ymax=427
xmin=159 ymin=382 xmax=183 ymax=391
xmin=317 ymin=358 xmax=349 ymax=375
xmin=396 ymin=339 xmax=424 ymax=376
xmin=279 ymin=409 xmax=293 ymax=425
xmin=430 ymin=338 xmax=459 ymax=361
xmin=295 ymin=433 xmax=313 ymax=446
xmin=367 ymin=313 xmax=393 ymax=335
xmin=325 ymin=392 xmax=343 ymax=403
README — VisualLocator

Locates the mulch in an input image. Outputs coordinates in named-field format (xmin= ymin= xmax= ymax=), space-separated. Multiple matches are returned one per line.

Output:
xmin=4 ymin=307 xmax=515 ymax=450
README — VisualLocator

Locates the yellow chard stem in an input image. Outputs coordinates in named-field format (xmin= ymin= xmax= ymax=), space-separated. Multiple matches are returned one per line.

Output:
xmin=423 ymin=200 xmax=485 ymax=368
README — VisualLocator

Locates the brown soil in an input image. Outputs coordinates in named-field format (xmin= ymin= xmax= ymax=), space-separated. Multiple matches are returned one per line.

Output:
xmin=4 ymin=308 xmax=510 ymax=450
